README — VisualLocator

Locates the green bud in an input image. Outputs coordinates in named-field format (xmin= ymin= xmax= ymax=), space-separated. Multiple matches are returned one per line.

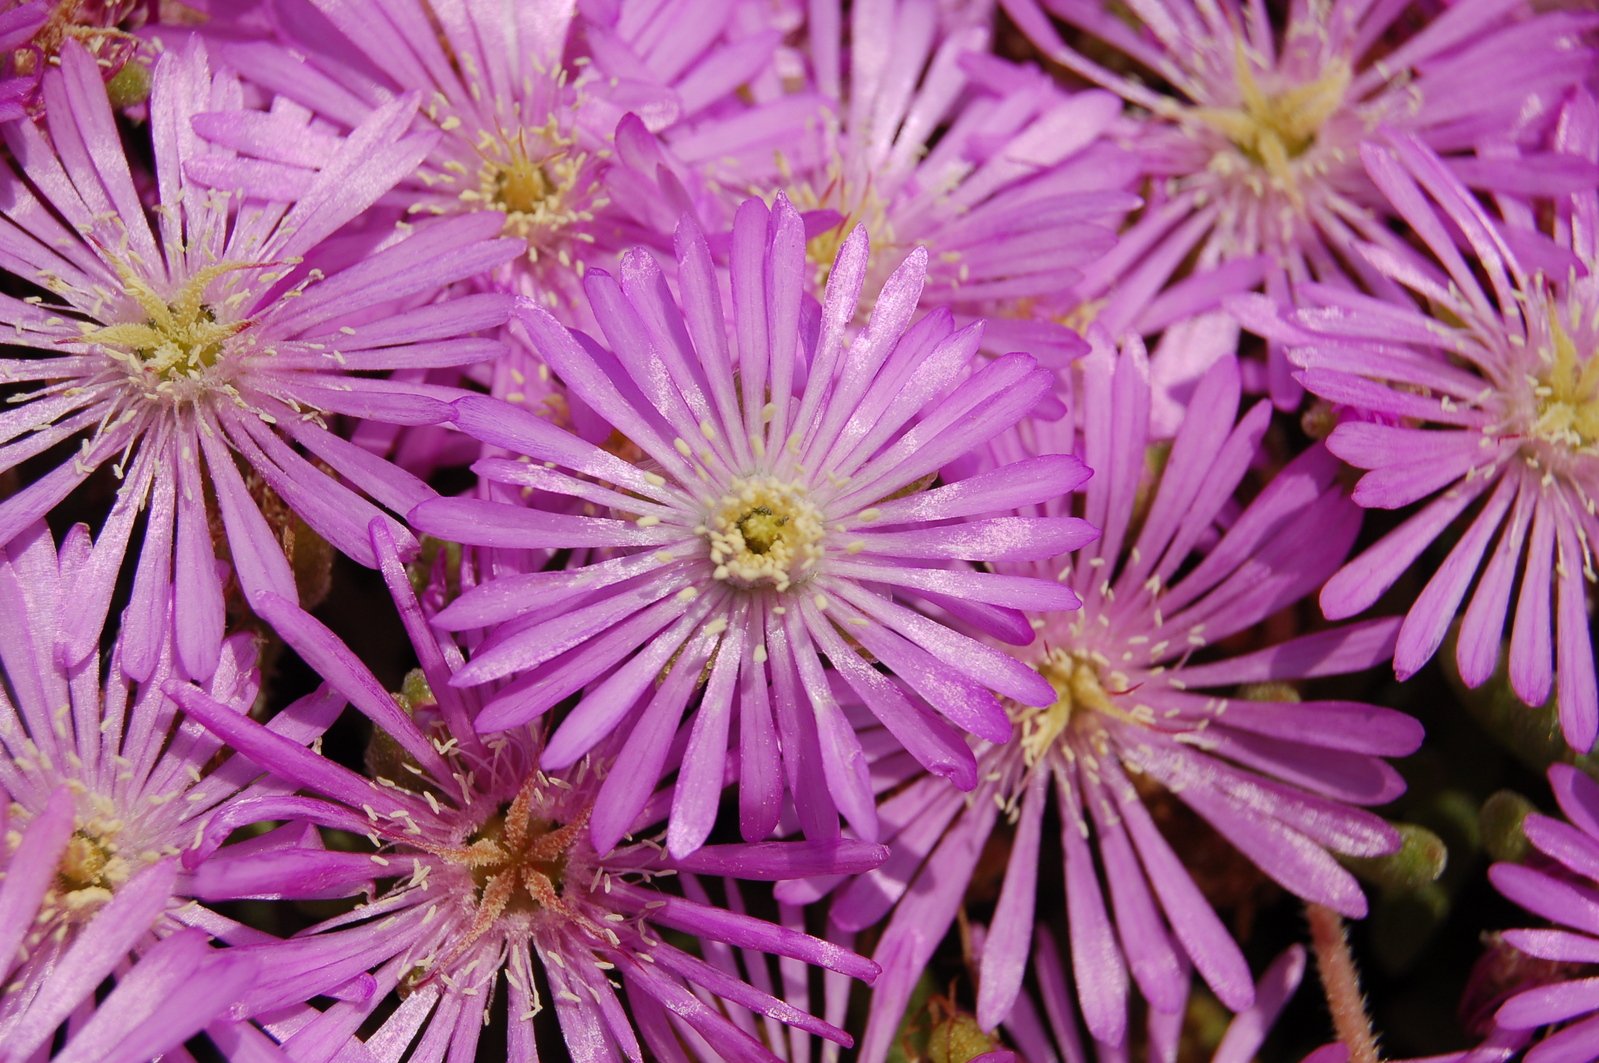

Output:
xmin=398 ymin=668 xmax=436 ymax=713
xmin=409 ymin=536 xmax=463 ymax=602
xmin=1301 ymin=400 xmax=1338 ymax=440
xmin=105 ymin=62 xmax=152 ymax=110
xmin=1480 ymin=790 xmax=1536 ymax=863
xmin=1341 ymin=822 xmax=1447 ymax=893
xmin=1441 ymin=625 xmax=1595 ymax=770
xmin=927 ymin=1013 xmax=1002 ymax=1063
xmin=288 ymin=511 xmax=334 ymax=611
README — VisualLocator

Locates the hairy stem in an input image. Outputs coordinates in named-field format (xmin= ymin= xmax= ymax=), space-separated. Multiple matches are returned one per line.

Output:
xmin=1307 ymin=903 xmax=1380 ymax=1063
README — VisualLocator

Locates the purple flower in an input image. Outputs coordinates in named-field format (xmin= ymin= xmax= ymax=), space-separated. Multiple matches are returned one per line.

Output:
xmin=0 ymin=807 xmax=256 ymax=1063
xmin=806 ymin=335 xmax=1420 ymax=1060
xmin=224 ymin=0 xmax=774 ymax=311
xmin=0 ymin=520 xmax=368 ymax=1058
xmin=1488 ymin=764 xmax=1599 ymax=1059
xmin=412 ymin=193 xmax=1096 ymax=857
xmin=169 ymin=520 xmax=886 ymax=1062
xmin=610 ymin=0 xmax=1140 ymax=364
xmin=0 ymin=40 xmax=519 ymax=680
xmin=1249 ymin=98 xmax=1599 ymax=750
xmin=1005 ymin=0 xmax=1595 ymax=408
xmin=992 ymin=934 xmax=1305 ymax=1062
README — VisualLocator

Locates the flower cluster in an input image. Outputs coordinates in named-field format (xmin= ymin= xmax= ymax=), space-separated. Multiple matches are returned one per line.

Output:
xmin=0 ymin=1 xmax=1595 ymax=1061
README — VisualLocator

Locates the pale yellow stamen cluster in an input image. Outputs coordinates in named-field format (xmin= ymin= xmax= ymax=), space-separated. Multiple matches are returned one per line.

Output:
xmin=705 ymin=476 xmax=825 ymax=593
xmin=2 ymin=798 xmax=155 ymax=959
xmin=81 ymin=261 xmax=249 ymax=392
xmin=52 ymin=828 xmax=128 ymax=910
xmin=450 ymin=119 xmax=606 ymax=257
xmin=1529 ymin=315 xmax=1599 ymax=455
xmin=1189 ymin=43 xmax=1352 ymax=207
xmin=1017 ymin=648 xmax=1138 ymax=767
xmin=781 ymin=154 xmax=896 ymax=289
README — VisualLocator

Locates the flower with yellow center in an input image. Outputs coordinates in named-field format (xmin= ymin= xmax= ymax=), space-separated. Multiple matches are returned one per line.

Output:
xmin=1284 ymin=128 xmax=1599 ymax=745
xmin=1006 ymin=0 xmax=1591 ymax=411
xmin=418 ymin=195 xmax=1094 ymax=859
xmin=812 ymin=341 xmax=1418 ymax=1052
xmin=451 ymin=119 xmax=608 ymax=269
xmin=79 ymin=261 xmax=252 ymax=399
xmin=1187 ymin=43 xmax=1353 ymax=209
xmin=0 ymin=42 xmax=520 ymax=682
xmin=705 ymin=476 xmax=827 ymax=592
xmin=1018 ymin=645 xmax=1143 ymax=767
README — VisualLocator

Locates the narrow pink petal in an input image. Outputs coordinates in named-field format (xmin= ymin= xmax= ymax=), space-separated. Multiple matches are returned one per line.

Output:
xmin=1061 ymin=772 xmax=1128 ymax=1044
xmin=174 ymin=443 xmax=224 ymax=679
xmin=590 ymin=622 xmax=719 ymax=853
xmin=0 ymin=787 xmax=74 ymax=987
xmin=977 ymin=769 xmax=1046 ymax=1029
xmin=1509 ymin=503 xmax=1557 ymax=708
xmin=1395 ymin=476 xmax=1514 ymax=679
xmin=5 ymin=859 xmax=178 ymax=1060
xmin=666 ymin=606 xmax=742 ymax=859
xmin=1556 ymin=522 xmax=1597 ymax=751
xmin=198 ymin=424 xmax=294 ymax=604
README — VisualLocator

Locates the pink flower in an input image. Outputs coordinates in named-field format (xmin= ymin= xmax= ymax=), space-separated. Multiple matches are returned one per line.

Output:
xmin=169 ymin=520 xmax=886 ymax=1062
xmin=1489 ymin=765 xmax=1599 ymax=1059
xmin=802 ymin=336 xmax=1420 ymax=1060
xmin=413 ymin=193 xmax=1097 ymax=857
xmin=0 ymin=40 xmax=519 ymax=679
xmin=608 ymin=0 xmax=1140 ymax=364
xmin=1005 ymin=0 xmax=1595 ymax=408
xmin=1256 ymin=98 xmax=1599 ymax=750
xmin=0 ymin=521 xmax=369 ymax=1058
xmin=220 ymin=0 xmax=780 ymax=312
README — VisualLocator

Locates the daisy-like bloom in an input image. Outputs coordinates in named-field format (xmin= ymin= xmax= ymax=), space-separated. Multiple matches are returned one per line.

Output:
xmin=809 ymin=335 xmax=1420 ymax=1061
xmin=609 ymin=0 xmax=1140 ymax=364
xmin=1486 ymin=764 xmax=1599 ymax=1060
xmin=0 ymin=519 xmax=384 ymax=1059
xmin=169 ymin=520 xmax=886 ymax=1062
xmin=0 ymin=40 xmax=520 ymax=680
xmin=1004 ymin=0 xmax=1596 ymax=407
xmin=412 ymin=194 xmax=1096 ymax=857
xmin=0 ymin=795 xmax=259 ymax=1063
xmin=1252 ymin=103 xmax=1599 ymax=751
xmin=988 ymin=935 xmax=1305 ymax=1063
xmin=223 ymin=0 xmax=780 ymax=312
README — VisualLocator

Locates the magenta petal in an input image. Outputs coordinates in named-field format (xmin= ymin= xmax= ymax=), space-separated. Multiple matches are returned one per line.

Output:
xmin=0 ymin=787 xmax=74 ymax=987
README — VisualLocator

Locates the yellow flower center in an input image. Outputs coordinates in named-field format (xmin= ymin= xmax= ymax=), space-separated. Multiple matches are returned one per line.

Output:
xmin=494 ymin=156 xmax=555 ymax=216
xmin=82 ymin=261 xmax=249 ymax=384
xmin=460 ymin=122 xmax=605 ymax=254
xmin=1530 ymin=315 xmax=1599 ymax=454
xmin=53 ymin=828 xmax=128 ymax=908
xmin=1189 ymin=43 xmax=1352 ymax=206
xmin=3 ymin=802 xmax=146 ymax=950
xmin=1017 ymin=648 xmax=1142 ymax=765
xmin=706 ymin=477 xmax=826 ymax=592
